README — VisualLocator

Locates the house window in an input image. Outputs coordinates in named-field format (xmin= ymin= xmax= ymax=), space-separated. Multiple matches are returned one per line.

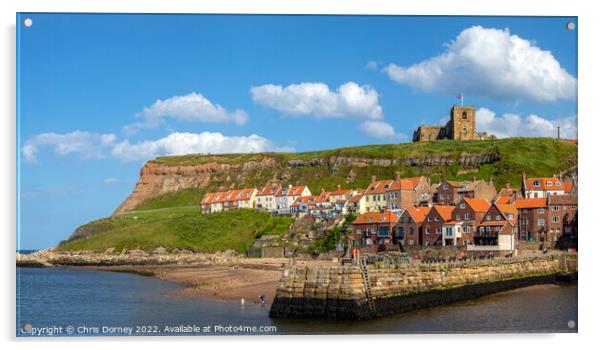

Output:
xmin=435 ymin=216 xmax=439 ymax=222
xmin=486 ymin=215 xmax=491 ymax=220
xmin=495 ymin=215 xmax=501 ymax=220
xmin=465 ymin=213 xmax=471 ymax=220
xmin=443 ymin=184 xmax=449 ymax=190
xmin=534 ymin=193 xmax=539 ymax=198
xmin=551 ymin=205 xmax=560 ymax=211
xmin=537 ymin=219 xmax=545 ymax=226
xmin=408 ymin=240 xmax=414 ymax=245
xmin=546 ymin=181 xmax=552 ymax=186
xmin=456 ymin=214 xmax=461 ymax=220
xmin=440 ymin=194 xmax=446 ymax=200
xmin=507 ymin=214 xmax=514 ymax=219
xmin=537 ymin=208 xmax=545 ymax=214
xmin=555 ymin=182 xmax=561 ymax=186
xmin=552 ymin=216 xmax=561 ymax=223
xmin=436 ymin=227 xmax=442 ymax=234
xmin=426 ymin=228 xmax=431 ymax=235
xmin=427 ymin=217 xmax=432 ymax=222
xmin=460 ymin=203 xmax=465 ymax=209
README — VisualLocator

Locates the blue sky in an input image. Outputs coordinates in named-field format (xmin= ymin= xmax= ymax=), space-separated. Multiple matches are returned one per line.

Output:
xmin=17 ymin=14 xmax=577 ymax=249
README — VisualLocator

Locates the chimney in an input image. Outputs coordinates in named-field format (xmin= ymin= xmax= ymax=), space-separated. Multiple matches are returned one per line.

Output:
xmin=472 ymin=176 xmax=477 ymax=182
xmin=371 ymin=175 xmax=377 ymax=183
xmin=321 ymin=188 xmax=325 ymax=193
xmin=505 ymin=182 xmax=511 ymax=189
xmin=337 ymin=184 xmax=341 ymax=191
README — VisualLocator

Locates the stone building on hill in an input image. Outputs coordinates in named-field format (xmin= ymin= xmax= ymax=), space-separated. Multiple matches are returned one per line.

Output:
xmin=413 ymin=104 xmax=496 ymax=142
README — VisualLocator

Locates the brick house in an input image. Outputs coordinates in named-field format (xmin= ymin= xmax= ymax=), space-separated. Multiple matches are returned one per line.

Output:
xmin=449 ymin=197 xmax=491 ymax=245
xmin=436 ymin=178 xmax=497 ymax=205
xmin=547 ymin=195 xmax=578 ymax=247
xmin=396 ymin=206 xmax=429 ymax=246
xmin=350 ymin=211 xmax=400 ymax=246
xmin=515 ymin=198 xmax=548 ymax=242
xmin=421 ymin=205 xmax=455 ymax=246
xmin=386 ymin=173 xmax=432 ymax=209
xmin=472 ymin=203 xmax=518 ymax=251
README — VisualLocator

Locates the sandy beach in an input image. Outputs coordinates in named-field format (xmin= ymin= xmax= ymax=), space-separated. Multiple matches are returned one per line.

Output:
xmin=76 ymin=258 xmax=327 ymax=305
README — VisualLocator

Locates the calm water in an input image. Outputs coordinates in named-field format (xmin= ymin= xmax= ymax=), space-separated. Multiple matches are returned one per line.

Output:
xmin=16 ymin=268 xmax=577 ymax=336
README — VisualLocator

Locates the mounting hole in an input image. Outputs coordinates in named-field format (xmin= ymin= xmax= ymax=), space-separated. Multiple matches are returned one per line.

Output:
xmin=23 ymin=18 xmax=33 ymax=27
xmin=568 ymin=320 xmax=576 ymax=329
xmin=566 ymin=22 xmax=575 ymax=31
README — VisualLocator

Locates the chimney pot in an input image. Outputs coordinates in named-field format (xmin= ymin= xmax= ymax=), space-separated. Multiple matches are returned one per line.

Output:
xmin=337 ymin=184 xmax=341 ymax=190
xmin=371 ymin=175 xmax=377 ymax=183
xmin=395 ymin=171 xmax=401 ymax=181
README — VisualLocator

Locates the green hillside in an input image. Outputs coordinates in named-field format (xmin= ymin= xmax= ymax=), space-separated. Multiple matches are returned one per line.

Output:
xmin=57 ymin=208 xmax=293 ymax=253
xmin=137 ymin=138 xmax=577 ymax=211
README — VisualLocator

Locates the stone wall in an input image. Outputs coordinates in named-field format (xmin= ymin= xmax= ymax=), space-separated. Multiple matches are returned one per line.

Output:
xmin=270 ymin=254 xmax=577 ymax=320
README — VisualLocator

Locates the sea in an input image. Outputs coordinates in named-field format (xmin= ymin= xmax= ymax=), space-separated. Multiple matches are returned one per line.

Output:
xmin=16 ymin=267 xmax=578 ymax=337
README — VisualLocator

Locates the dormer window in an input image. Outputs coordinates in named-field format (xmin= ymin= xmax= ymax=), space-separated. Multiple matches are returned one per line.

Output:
xmin=546 ymin=181 xmax=552 ymax=186
xmin=533 ymin=181 xmax=540 ymax=187
xmin=555 ymin=182 xmax=561 ymax=186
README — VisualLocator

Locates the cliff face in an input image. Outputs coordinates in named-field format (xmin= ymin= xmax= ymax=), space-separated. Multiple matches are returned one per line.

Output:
xmin=112 ymin=138 xmax=577 ymax=216
xmin=113 ymin=152 xmax=499 ymax=216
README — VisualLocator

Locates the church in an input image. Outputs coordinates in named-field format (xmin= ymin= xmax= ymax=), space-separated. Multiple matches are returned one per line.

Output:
xmin=412 ymin=105 xmax=496 ymax=142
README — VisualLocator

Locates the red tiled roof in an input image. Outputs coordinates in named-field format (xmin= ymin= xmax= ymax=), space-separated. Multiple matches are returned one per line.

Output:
xmin=464 ymin=198 xmax=491 ymax=212
xmin=524 ymin=177 xmax=563 ymax=191
xmin=563 ymin=182 xmax=574 ymax=193
xmin=389 ymin=179 xmax=416 ymax=191
xmin=290 ymin=195 xmax=318 ymax=207
xmin=404 ymin=206 xmax=429 ymax=223
xmin=548 ymin=194 xmax=578 ymax=206
xmin=495 ymin=196 xmax=512 ymax=204
xmin=365 ymin=180 xmax=394 ymax=195
xmin=288 ymin=185 xmax=308 ymax=197
xmin=257 ymin=184 xmax=280 ymax=196
xmin=353 ymin=211 xmax=399 ymax=225
xmin=515 ymin=198 xmax=547 ymax=209
xmin=432 ymin=205 xmax=455 ymax=221
xmin=495 ymin=203 xmax=518 ymax=225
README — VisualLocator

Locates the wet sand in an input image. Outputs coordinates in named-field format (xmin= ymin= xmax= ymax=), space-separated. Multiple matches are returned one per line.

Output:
xmin=76 ymin=259 xmax=333 ymax=305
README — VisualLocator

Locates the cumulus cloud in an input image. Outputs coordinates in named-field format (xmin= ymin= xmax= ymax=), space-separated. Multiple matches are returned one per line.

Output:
xmin=250 ymin=81 xmax=383 ymax=119
xmin=359 ymin=120 xmax=405 ymax=140
xmin=385 ymin=26 xmax=576 ymax=102
xmin=21 ymin=131 xmax=117 ymax=162
xmin=22 ymin=131 xmax=289 ymax=163
xmin=476 ymin=107 xmax=577 ymax=138
xmin=112 ymin=132 xmax=290 ymax=162
xmin=124 ymin=92 xmax=248 ymax=133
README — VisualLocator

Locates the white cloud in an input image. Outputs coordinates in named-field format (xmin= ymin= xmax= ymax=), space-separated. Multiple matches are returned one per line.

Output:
xmin=111 ymin=132 xmax=290 ymax=162
xmin=250 ymin=81 xmax=383 ymax=119
xmin=386 ymin=26 xmax=576 ymax=102
xmin=124 ymin=92 xmax=248 ymax=133
xmin=21 ymin=131 xmax=117 ymax=162
xmin=103 ymin=177 xmax=120 ymax=184
xmin=22 ymin=131 xmax=289 ymax=163
xmin=364 ymin=61 xmax=382 ymax=71
xmin=359 ymin=120 xmax=405 ymax=140
xmin=476 ymin=107 xmax=577 ymax=138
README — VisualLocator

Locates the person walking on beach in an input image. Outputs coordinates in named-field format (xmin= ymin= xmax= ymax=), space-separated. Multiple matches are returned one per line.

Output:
xmin=259 ymin=294 xmax=266 ymax=307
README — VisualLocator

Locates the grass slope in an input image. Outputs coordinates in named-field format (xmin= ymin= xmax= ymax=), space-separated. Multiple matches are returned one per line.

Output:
xmin=138 ymin=138 xmax=577 ymax=211
xmin=58 ymin=208 xmax=294 ymax=253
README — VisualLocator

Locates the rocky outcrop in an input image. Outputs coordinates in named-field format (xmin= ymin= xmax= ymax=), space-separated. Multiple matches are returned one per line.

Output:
xmin=113 ymin=151 xmax=501 ymax=216
xmin=16 ymin=249 xmax=248 ymax=267
xmin=113 ymin=157 xmax=280 ymax=215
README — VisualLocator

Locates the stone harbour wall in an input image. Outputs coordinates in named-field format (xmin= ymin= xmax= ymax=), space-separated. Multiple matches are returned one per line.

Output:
xmin=269 ymin=254 xmax=577 ymax=320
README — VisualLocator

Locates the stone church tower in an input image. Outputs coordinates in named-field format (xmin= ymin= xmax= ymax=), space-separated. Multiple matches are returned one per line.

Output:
xmin=445 ymin=105 xmax=478 ymax=140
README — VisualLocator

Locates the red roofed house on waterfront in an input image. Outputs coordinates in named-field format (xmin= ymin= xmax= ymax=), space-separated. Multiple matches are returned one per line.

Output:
xmin=350 ymin=211 xmax=400 ymax=246
xmin=471 ymin=203 xmax=518 ymax=252
xmin=397 ymin=206 xmax=429 ymax=246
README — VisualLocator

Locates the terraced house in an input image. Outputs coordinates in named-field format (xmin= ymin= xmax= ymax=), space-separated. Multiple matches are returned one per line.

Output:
xmin=522 ymin=175 xmax=565 ymax=199
xmin=421 ymin=205 xmax=455 ymax=246
xmin=386 ymin=173 xmax=432 ymax=209
xmin=449 ymin=197 xmax=491 ymax=245
xmin=435 ymin=178 xmax=497 ymax=205
xmin=255 ymin=184 xmax=281 ymax=211
xmin=350 ymin=211 xmax=400 ymax=246
xmin=397 ymin=206 xmax=429 ymax=246
xmin=472 ymin=203 xmax=518 ymax=251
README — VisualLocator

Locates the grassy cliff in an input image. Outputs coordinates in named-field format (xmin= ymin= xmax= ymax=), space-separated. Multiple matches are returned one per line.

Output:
xmin=137 ymin=138 xmax=577 ymax=211
xmin=57 ymin=208 xmax=293 ymax=253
